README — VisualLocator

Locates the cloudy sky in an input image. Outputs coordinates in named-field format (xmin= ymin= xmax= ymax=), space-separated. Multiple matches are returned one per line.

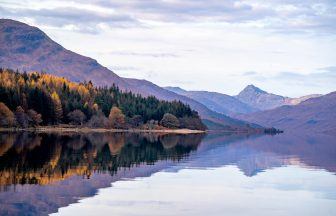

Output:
xmin=1 ymin=0 xmax=335 ymax=97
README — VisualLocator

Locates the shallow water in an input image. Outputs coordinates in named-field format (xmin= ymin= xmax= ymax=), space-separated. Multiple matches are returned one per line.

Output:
xmin=0 ymin=132 xmax=335 ymax=215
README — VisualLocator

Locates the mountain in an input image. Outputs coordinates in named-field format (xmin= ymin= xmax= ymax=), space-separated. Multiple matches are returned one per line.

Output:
xmin=165 ymin=87 xmax=258 ymax=115
xmin=0 ymin=19 xmax=257 ymax=131
xmin=237 ymin=91 xmax=336 ymax=135
xmin=0 ymin=19 xmax=130 ymax=89
xmin=236 ymin=84 xmax=321 ymax=110
xmin=236 ymin=84 xmax=288 ymax=110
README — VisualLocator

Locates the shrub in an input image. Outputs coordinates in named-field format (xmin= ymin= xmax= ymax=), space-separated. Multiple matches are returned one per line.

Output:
xmin=160 ymin=113 xmax=180 ymax=129
xmin=87 ymin=112 xmax=109 ymax=128
xmin=67 ymin=109 xmax=86 ymax=125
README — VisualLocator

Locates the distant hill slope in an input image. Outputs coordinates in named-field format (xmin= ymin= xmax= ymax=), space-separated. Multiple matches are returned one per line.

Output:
xmin=0 ymin=19 xmax=258 ymax=131
xmin=235 ymin=84 xmax=321 ymax=110
xmin=127 ymin=79 xmax=261 ymax=130
xmin=284 ymin=94 xmax=322 ymax=105
xmin=237 ymin=92 xmax=336 ymax=135
xmin=165 ymin=87 xmax=258 ymax=115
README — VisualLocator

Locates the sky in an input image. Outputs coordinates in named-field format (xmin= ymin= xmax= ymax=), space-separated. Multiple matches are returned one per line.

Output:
xmin=1 ymin=0 xmax=335 ymax=97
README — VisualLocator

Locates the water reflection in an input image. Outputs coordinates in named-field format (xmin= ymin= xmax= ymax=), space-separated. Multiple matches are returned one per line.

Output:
xmin=194 ymin=132 xmax=336 ymax=175
xmin=0 ymin=132 xmax=203 ymax=187
xmin=0 ymin=131 xmax=335 ymax=215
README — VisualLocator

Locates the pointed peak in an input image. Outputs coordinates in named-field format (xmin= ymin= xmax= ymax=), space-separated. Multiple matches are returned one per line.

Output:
xmin=242 ymin=84 xmax=266 ymax=94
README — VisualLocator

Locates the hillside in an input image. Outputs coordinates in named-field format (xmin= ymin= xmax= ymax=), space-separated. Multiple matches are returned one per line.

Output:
xmin=0 ymin=19 xmax=259 ymax=131
xmin=165 ymin=87 xmax=258 ymax=115
xmin=0 ymin=19 xmax=129 ymax=89
xmin=237 ymin=92 xmax=336 ymax=135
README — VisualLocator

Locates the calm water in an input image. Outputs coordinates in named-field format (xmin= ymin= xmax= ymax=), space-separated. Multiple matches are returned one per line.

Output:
xmin=0 ymin=132 xmax=335 ymax=216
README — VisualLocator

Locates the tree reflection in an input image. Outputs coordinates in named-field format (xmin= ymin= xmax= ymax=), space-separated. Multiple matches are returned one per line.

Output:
xmin=0 ymin=132 xmax=204 ymax=187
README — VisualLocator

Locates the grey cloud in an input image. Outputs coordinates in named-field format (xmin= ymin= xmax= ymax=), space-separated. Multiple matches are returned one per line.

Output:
xmin=318 ymin=66 xmax=336 ymax=73
xmin=89 ymin=0 xmax=274 ymax=23
xmin=1 ymin=0 xmax=336 ymax=35
xmin=0 ymin=5 xmax=139 ymax=34
xmin=246 ymin=69 xmax=336 ymax=89
xmin=83 ymin=0 xmax=336 ymax=33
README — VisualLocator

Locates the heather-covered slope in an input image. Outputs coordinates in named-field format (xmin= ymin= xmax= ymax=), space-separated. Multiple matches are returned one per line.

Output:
xmin=237 ymin=92 xmax=336 ymax=135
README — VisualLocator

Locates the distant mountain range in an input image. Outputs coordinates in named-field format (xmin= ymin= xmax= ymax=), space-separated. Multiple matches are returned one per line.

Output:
xmin=237 ymin=92 xmax=336 ymax=135
xmin=236 ymin=84 xmax=321 ymax=111
xmin=165 ymin=85 xmax=322 ymax=116
xmin=165 ymin=85 xmax=335 ymax=135
xmin=0 ymin=19 xmax=257 ymax=131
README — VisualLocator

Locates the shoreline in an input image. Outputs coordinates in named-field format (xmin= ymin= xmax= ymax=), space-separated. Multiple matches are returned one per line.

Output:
xmin=0 ymin=126 xmax=206 ymax=134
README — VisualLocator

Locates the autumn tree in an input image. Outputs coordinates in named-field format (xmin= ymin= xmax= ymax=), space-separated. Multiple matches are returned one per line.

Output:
xmin=67 ymin=109 xmax=86 ymax=125
xmin=160 ymin=113 xmax=180 ymax=129
xmin=0 ymin=102 xmax=15 ymax=127
xmin=51 ymin=91 xmax=63 ymax=123
xmin=109 ymin=106 xmax=125 ymax=129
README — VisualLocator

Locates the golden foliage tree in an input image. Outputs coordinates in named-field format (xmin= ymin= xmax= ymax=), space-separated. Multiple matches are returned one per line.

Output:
xmin=108 ymin=106 xmax=125 ymax=129
xmin=51 ymin=91 xmax=63 ymax=123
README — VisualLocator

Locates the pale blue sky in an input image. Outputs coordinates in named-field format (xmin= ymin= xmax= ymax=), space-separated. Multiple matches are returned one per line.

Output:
xmin=1 ymin=0 xmax=335 ymax=97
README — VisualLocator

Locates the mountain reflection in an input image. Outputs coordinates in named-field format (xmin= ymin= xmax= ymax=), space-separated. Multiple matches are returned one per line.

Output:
xmin=190 ymin=132 xmax=336 ymax=176
xmin=0 ymin=132 xmax=204 ymax=188
xmin=0 ymin=131 xmax=335 ymax=216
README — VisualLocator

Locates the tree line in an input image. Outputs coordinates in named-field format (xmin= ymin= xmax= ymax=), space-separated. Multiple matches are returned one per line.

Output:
xmin=0 ymin=68 xmax=206 ymax=130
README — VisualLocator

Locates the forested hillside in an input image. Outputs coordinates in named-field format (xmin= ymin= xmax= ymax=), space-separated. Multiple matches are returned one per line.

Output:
xmin=0 ymin=69 xmax=205 ymax=130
